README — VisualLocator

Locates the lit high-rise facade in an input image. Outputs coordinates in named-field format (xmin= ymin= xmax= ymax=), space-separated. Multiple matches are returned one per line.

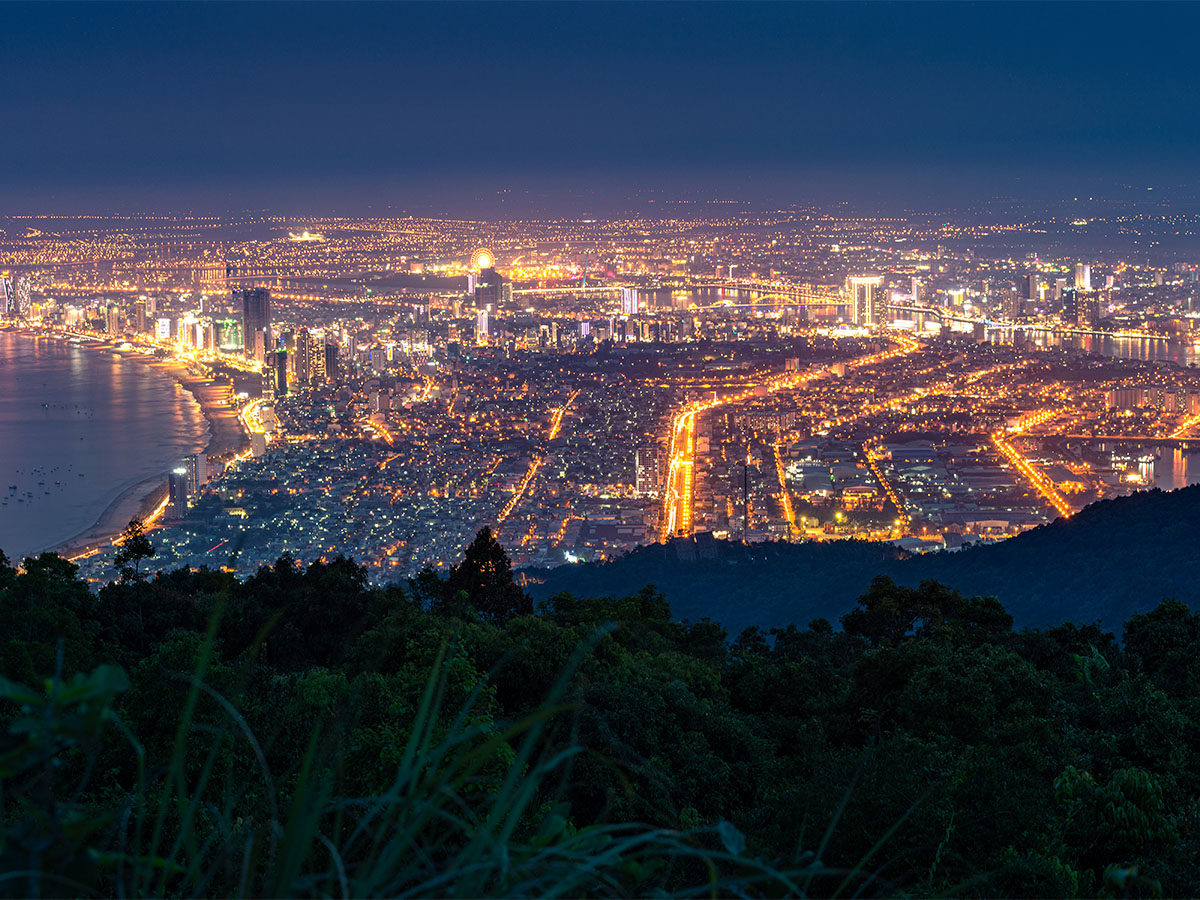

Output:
xmin=184 ymin=453 xmax=208 ymax=497
xmin=1074 ymin=263 xmax=1091 ymax=292
xmin=167 ymin=468 xmax=189 ymax=520
xmin=845 ymin=275 xmax=885 ymax=328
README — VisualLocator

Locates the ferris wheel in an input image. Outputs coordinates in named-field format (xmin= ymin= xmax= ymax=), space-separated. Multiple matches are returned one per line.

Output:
xmin=470 ymin=248 xmax=495 ymax=271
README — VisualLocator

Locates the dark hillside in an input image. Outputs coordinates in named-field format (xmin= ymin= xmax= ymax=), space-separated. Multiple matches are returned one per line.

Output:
xmin=528 ymin=485 xmax=1200 ymax=634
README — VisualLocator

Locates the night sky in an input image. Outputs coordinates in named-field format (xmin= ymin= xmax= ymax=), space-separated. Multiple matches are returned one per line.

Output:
xmin=4 ymin=2 xmax=1199 ymax=213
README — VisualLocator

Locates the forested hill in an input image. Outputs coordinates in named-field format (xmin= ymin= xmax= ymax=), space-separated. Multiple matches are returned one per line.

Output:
xmin=528 ymin=485 xmax=1200 ymax=636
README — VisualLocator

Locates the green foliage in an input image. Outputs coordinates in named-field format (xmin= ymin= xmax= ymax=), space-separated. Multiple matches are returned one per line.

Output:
xmin=439 ymin=526 xmax=534 ymax=623
xmin=3 ymin=530 xmax=1200 ymax=896
xmin=114 ymin=517 xmax=155 ymax=581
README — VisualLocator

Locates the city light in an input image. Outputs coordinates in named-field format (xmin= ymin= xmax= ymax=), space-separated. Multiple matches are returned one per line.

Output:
xmin=4 ymin=208 xmax=1197 ymax=578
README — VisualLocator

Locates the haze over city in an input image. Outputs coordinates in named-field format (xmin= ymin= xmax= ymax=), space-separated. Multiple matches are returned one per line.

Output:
xmin=5 ymin=2 xmax=1200 ymax=212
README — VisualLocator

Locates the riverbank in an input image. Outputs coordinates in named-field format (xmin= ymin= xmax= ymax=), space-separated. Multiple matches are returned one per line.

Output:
xmin=24 ymin=335 xmax=251 ymax=561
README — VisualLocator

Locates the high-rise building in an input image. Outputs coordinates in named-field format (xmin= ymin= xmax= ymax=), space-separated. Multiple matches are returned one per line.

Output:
xmin=476 ymin=310 xmax=490 ymax=345
xmin=1022 ymin=273 xmax=1040 ymax=301
xmin=167 ymin=467 xmax=190 ymax=520
xmin=474 ymin=267 xmax=506 ymax=309
xmin=621 ymin=287 xmax=640 ymax=316
xmin=845 ymin=275 xmax=885 ymax=328
xmin=1074 ymin=263 xmax=1091 ymax=291
xmin=308 ymin=334 xmax=326 ymax=383
xmin=185 ymin=453 xmax=208 ymax=497
xmin=294 ymin=329 xmax=311 ymax=385
xmin=1065 ymin=289 xmax=1099 ymax=328
xmin=239 ymin=288 xmax=271 ymax=361
xmin=324 ymin=342 xmax=339 ymax=384
xmin=14 ymin=275 xmax=30 ymax=318
xmin=273 ymin=348 xmax=288 ymax=396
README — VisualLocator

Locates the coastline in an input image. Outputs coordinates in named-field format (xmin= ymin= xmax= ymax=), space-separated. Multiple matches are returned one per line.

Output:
xmin=18 ymin=333 xmax=252 ymax=561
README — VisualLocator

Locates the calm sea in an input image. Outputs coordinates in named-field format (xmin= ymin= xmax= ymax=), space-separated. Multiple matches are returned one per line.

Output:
xmin=0 ymin=332 xmax=208 ymax=560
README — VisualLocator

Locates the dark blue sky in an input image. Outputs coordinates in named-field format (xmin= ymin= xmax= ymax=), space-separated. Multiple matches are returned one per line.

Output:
xmin=3 ymin=2 xmax=1198 ymax=213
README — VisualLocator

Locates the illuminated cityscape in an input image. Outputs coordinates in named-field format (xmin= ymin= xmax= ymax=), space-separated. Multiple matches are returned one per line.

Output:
xmin=9 ymin=4 xmax=1200 ymax=895
xmin=3 ymin=206 xmax=1200 ymax=582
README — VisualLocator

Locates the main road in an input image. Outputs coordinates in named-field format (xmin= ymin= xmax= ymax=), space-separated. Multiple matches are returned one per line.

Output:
xmin=658 ymin=334 xmax=920 ymax=540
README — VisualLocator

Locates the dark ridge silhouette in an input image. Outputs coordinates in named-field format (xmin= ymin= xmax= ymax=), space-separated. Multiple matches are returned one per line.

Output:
xmin=528 ymin=485 xmax=1200 ymax=635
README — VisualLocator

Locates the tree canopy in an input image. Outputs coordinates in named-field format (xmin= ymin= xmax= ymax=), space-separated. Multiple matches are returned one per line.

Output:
xmin=2 ymin=527 xmax=1199 ymax=896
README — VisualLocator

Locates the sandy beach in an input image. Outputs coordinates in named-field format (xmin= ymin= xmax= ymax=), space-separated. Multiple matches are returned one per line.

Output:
xmin=40 ymin=340 xmax=251 ymax=561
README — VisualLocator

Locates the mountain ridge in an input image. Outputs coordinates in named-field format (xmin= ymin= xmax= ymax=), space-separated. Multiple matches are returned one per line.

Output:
xmin=527 ymin=484 xmax=1200 ymax=636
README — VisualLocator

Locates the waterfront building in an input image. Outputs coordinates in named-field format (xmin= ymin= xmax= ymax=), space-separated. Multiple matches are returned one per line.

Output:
xmin=167 ymin=468 xmax=189 ymax=520
xmin=185 ymin=453 xmax=208 ymax=497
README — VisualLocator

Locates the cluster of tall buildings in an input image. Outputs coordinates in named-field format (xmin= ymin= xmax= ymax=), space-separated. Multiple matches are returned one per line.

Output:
xmin=1016 ymin=262 xmax=1106 ymax=327
xmin=166 ymin=452 xmax=209 ymax=521
xmin=267 ymin=324 xmax=341 ymax=398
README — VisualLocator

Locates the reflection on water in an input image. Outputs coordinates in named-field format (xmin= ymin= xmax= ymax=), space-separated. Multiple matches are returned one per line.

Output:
xmin=1026 ymin=331 xmax=1200 ymax=367
xmin=0 ymin=333 xmax=208 ymax=559
xmin=1146 ymin=448 xmax=1200 ymax=491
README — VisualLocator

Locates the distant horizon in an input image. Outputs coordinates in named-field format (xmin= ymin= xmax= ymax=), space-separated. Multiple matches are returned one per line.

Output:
xmin=6 ymin=177 xmax=1200 ymax=220
xmin=4 ymin=2 xmax=1200 ymax=213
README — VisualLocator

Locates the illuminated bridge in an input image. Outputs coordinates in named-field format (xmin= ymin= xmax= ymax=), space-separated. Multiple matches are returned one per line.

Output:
xmin=688 ymin=279 xmax=844 ymax=305
xmin=512 ymin=285 xmax=624 ymax=295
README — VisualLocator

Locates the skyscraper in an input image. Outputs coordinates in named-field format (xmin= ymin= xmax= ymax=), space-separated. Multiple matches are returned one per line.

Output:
xmin=474 ymin=266 xmax=507 ymax=309
xmin=240 ymin=288 xmax=271 ymax=361
xmin=1064 ymin=289 xmax=1099 ymax=328
xmin=621 ymin=287 xmax=640 ymax=315
xmin=1022 ymin=273 xmax=1040 ymax=301
xmin=308 ymin=334 xmax=326 ymax=383
xmin=14 ymin=275 xmax=30 ymax=318
xmin=845 ymin=275 xmax=885 ymax=328
xmin=167 ymin=468 xmax=189 ymax=520
xmin=324 ymin=342 xmax=339 ymax=384
xmin=274 ymin=348 xmax=288 ymax=396
xmin=1075 ymin=263 xmax=1091 ymax=291
xmin=184 ymin=453 xmax=208 ymax=497
xmin=294 ymin=329 xmax=311 ymax=385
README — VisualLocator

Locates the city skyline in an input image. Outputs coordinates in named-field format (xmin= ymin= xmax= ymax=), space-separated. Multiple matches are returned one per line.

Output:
xmin=5 ymin=204 xmax=1200 ymax=580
